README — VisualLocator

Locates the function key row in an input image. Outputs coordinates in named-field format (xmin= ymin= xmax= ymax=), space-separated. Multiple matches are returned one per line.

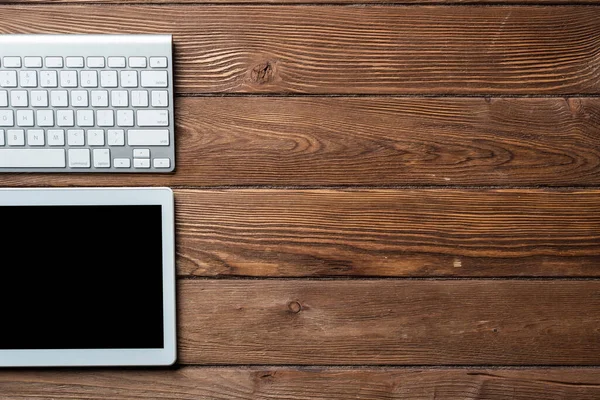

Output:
xmin=0 ymin=56 xmax=168 ymax=69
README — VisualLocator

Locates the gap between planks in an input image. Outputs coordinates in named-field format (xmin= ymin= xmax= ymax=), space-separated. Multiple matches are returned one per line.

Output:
xmin=6 ymin=2 xmax=600 ymax=6
xmin=176 ymin=93 xmax=600 ymax=97
xmin=177 ymin=276 xmax=600 ymax=280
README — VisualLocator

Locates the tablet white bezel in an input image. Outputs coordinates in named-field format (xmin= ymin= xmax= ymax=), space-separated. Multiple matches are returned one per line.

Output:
xmin=0 ymin=187 xmax=176 ymax=367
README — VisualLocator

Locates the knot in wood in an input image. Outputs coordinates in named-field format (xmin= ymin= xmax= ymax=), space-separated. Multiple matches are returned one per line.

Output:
xmin=251 ymin=61 xmax=275 ymax=84
xmin=288 ymin=301 xmax=302 ymax=313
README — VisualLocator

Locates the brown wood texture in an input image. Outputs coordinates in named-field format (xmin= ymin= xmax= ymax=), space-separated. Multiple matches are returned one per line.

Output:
xmin=1 ymin=97 xmax=600 ymax=188
xmin=174 ymin=189 xmax=600 ymax=277
xmin=0 ymin=6 xmax=599 ymax=94
xmin=178 ymin=280 xmax=600 ymax=365
xmin=2 ymin=368 xmax=600 ymax=399
xmin=3 ymin=0 xmax=600 ymax=396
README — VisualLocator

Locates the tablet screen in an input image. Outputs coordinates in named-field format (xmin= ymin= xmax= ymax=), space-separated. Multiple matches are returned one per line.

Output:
xmin=0 ymin=205 xmax=164 ymax=350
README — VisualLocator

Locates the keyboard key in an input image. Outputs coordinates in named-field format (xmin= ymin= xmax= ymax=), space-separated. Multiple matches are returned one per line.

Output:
xmin=68 ymin=148 xmax=90 ymax=168
xmin=40 ymin=71 xmax=58 ymax=87
xmin=24 ymin=57 xmax=42 ymax=68
xmin=11 ymin=91 xmax=28 ymax=107
xmin=151 ymin=91 xmax=168 ymax=107
xmin=47 ymin=129 xmax=65 ymax=146
xmin=121 ymin=71 xmax=138 ymax=88
xmin=108 ymin=129 xmax=125 ymax=146
xmin=128 ymin=129 xmax=169 ymax=146
xmin=0 ymin=110 xmax=14 ymax=126
xmin=16 ymin=110 xmax=34 ymax=127
xmin=3 ymin=57 xmax=21 ymax=68
xmin=93 ymin=149 xmax=111 ymax=168
xmin=60 ymin=71 xmax=78 ymax=87
xmin=57 ymin=110 xmax=74 ymax=127
xmin=45 ymin=57 xmax=64 ymax=68
xmin=108 ymin=57 xmax=126 ymax=68
xmin=134 ymin=158 xmax=150 ymax=168
xmin=100 ymin=71 xmax=118 ymax=88
xmin=71 ymin=91 xmax=89 ymax=107
xmin=68 ymin=129 xmax=85 ymax=146
xmin=97 ymin=110 xmax=115 ymax=127
xmin=91 ymin=90 xmax=109 ymax=107
xmin=77 ymin=110 xmax=94 ymax=127
xmin=70 ymin=92 xmax=87 ymax=110
xmin=111 ymin=91 xmax=128 ymax=107
xmin=91 ymin=90 xmax=108 ymax=107
xmin=0 ymin=130 xmax=3 ymax=146
xmin=114 ymin=158 xmax=131 ymax=168
xmin=131 ymin=91 xmax=149 ymax=107
xmin=150 ymin=57 xmax=167 ymax=68
xmin=0 ymin=91 xmax=7 ymax=107
xmin=129 ymin=57 xmax=147 ymax=68
xmin=31 ymin=91 xmax=49 ymax=107
xmin=153 ymin=158 xmax=171 ymax=169
xmin=66 ymin=57 xmax=84 ymax=68
xmin=141 ymin=71 xmax=168 ymax=87
xmin=117 ymin=110 xmax=134 ymax=127
xmin=137 ymin=110 xmax=168 ymax=127
xmin=87 ymin=129 xmax=104 ymax=146
xmin=20 ymin=71 xmax=37 ymax=88
xmin=0 ymin=149 xmax=65 ymax=168
xmin=80 ymin=71 xmax=98 ymax=88
xmin=7 ymin=129 xmax=25 ymax=146
xmin=37 ymin=110 xmax=54 ymax=127
xmin=51 ymin=90 xmax=69 ymax=107
xmin=87 ymin=57 xmax=105 ymax=68
xmin=0 ymin=71 xmax=17 ymax=87
xmin=134 ymin=149 xmax=150 ymax=158
xmin=27 ymin=129 xmax=45 ymax=146
xmin=40 ymin=71 xmax=58 ymax=88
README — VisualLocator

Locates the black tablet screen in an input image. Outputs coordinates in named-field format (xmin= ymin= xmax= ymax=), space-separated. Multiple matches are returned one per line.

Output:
xmin=0 ymin=205 xmax=164 ymax=349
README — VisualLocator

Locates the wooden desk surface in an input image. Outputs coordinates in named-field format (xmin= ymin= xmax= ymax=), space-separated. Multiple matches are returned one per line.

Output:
xmin=1 ymin=1 xmax=600 ymax=398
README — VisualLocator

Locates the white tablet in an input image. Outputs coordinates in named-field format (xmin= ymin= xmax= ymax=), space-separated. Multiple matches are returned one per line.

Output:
xmin=0 ymin=187 xmax=176 ymax=367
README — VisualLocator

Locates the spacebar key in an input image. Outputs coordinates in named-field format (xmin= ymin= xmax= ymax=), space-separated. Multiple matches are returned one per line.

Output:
xmin=0 ymin=149 xmax=66 ymax=168
xmin=128 ymin=130 xmax=170 ymax=146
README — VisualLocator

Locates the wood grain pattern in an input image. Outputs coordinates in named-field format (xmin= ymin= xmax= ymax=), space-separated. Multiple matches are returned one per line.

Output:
xmin=174 ymin=189 xmax=600 ymax=277
xmin=2 ymin=368 xmax=600 ymax=399
xmin=178 ymin=280 xmax=600 ymax=365
xmin=5 ymin=0 xmax=600 ymax=394
xmin=1 ymin=97 xmax=599 ymax=188
xmin=0 ymin=6 xmax=599 ymax=94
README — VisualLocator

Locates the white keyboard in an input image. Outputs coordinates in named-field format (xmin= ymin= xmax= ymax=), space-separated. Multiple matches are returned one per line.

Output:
xmin=0 ymin=35 xmax=175 ymax=173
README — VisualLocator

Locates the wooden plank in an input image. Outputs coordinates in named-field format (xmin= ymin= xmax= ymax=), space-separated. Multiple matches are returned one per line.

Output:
xmin=2 ymin=97 xmax=600 ymax=188
xmin=174 ymin=189 xmax=600 ymax=277
xmin=2 ymin=368 xmax=600 ymax=399
xmin=178 ymin=280 xmax=600 ymax=364
xmin=0 ymin=6 xmax=599 ymax=94
xmin=0 ymin=188 xmax=595 ymax=277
